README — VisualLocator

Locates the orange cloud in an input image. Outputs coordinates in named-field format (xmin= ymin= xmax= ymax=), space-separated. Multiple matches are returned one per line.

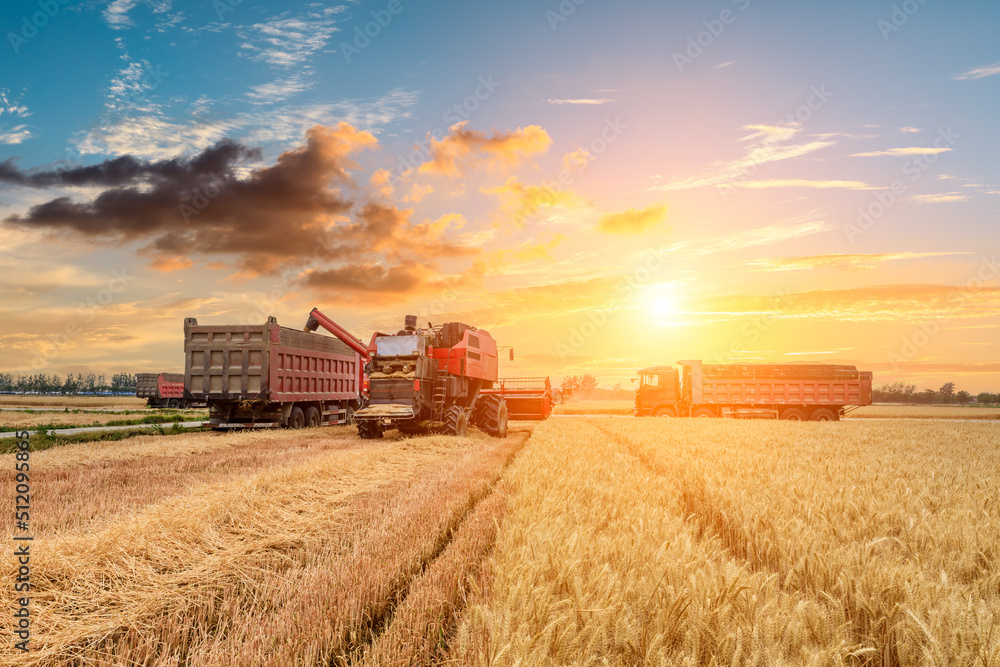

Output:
xmin=749 ymin=252 xmax=972 ymax=271
xmin=150 ymin=256 xmax=194 ymax=272
xmin=482 ymin=176 xmax=587 ymax=227
xmin=596 ymin=204 xmax=668 ymax=235
xmin=418 ymin=122 xmax=552 ymax=176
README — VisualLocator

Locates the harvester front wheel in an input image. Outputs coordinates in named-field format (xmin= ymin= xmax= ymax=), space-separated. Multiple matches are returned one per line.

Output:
xmin=477 ymin=395 xmax=508 ymax=438
xmin=444 ymin=406 xmax=469 ymax=436
xmin=357 ymin=421 xmax=383 ymax=439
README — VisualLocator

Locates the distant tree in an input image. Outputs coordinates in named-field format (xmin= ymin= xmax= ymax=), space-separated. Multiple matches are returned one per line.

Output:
xmin=560 ymin=376 xmax=581 ymax=401
xmin=0 ymin=372 xmax=12 ymax=393
xmin=977 ymin=392 xmax=997 ymax=405
xmin=956 ymin=390 xmax=972 ymax=404
xmin=939 ymin=382 xmax=956 ymax=404
xmin=612 ymin=382 xmax=622 ymax=392
xmin=579 ymin=375 xmax=598 ymax=391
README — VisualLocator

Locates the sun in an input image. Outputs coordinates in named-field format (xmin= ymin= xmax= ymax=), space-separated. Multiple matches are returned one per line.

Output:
xmin=643 ymin=284 xmax=683 ymax=325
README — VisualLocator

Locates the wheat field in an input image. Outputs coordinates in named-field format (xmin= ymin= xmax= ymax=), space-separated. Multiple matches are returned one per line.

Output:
xmin=4 ymin=418 xmax=998 ymax=665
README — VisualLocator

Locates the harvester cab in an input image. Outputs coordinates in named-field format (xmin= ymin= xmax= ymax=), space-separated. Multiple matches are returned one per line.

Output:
xmin=348 ymin=314 xmax=509 ymax=439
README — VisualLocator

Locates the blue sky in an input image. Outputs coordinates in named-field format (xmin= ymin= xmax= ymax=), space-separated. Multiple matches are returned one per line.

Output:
xmin=1 ymin=0 xmax=999 ymax=391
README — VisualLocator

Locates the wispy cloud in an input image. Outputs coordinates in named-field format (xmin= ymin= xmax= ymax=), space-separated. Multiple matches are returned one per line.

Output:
xmin=734 ymin=179 xmax=877 ymax=190
xmin=596 ymin=203 xmax=668 ymax=235
xmin=246 ymin=74 xmax=312 ymax=104
xmin=851 ymin=146 xmax=952 ymax=157
xmin=910 ymin=192 xmax=970 ymax=204
xmin=103 ymin=0 xmax=139 ymax=29
xmin=0 ymin=90 xmax=32 ymax=145
xmin=544 ymin=98 xmax=617 ymax=105
xmin=667 ymin=219 xmax=833 ymax=256
xmin=654 ymin=123 xmax=834 ymax=191
xmin=0 ymin=126 xmax=33 ymax=145
xmin=750 ymin=251 xmax=971 ymax=271
xmin=953 ymin=61 xmax=1000 ymax=81
xmin=240 ymin=9 xmax=343 ymax=68
xmin=713 ymin=61 xmax=736 ymax=69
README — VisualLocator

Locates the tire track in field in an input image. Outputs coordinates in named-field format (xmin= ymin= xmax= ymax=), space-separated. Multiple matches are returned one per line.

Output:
xmin=339 ymin=429 xmax=528 ymax=667
xmin=586 ymin=418 xmax=911 ymax=662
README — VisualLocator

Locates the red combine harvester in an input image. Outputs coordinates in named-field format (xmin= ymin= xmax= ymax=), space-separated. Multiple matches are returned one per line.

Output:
xmin=307 ymin=310 xmax=508 ymax=439
xmin=481 ymin=376 xmax=554 ymax=420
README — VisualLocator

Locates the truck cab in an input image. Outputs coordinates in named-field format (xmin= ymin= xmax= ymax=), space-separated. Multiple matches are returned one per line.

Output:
xmin=634 ymin=365 xmax=682 ymax=417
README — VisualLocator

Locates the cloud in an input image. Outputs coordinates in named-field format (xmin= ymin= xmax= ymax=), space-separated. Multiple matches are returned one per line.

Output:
xmin=151 ymin=256 xmax=194 ymax=272
xmin=851 ymin=147 xmax=952 ymax=157
xmin=240 ymin=12 xmax=342 ymax=68
xmin=714 ymin=61 xmax=736 ymax=69
xmin=246 ymin=74 xmax=313 ymax=104
xmin=596 ymin=204 xmax=668 ymax=235
xmin=481 ymin=176 xmax=587 ymax=227
xmin=732 ymin=179 xmax=878 ymax=190
xmin=104 ymin=0 xmax=139 ymax=29
xmin=0 ymin=126 xmax=32 ymax=145
xmin=900 ymin=127 xmax=922 ymax=134
xmin=418 ymin=122 xmax=552 ymax=176
xmin=668 ymin=219 xmax=833 ymax=256
xmin=910 ymin=192 xmax=969 ymax=204
xmin=654 ymin=123 xmax=834 ymax=191
xmin=697 ymin=284 xmax=1000 ymax=321
xmin=953 ymin=62 xmax=1000 ymax=81
xmin=0 ymin=90 xmax=32 ymax=144
xmin=749 ymin=252 xmax=972 ymax=271
xmin=544 ymin=98 xmax=617 ymax=105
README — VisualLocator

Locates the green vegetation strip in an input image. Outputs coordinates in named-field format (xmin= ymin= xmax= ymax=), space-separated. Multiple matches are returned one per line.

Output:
xmin=0 ymin=413 xmax=205 ymax=433
xmin=0 ymin=424 xmax=207 ymax=454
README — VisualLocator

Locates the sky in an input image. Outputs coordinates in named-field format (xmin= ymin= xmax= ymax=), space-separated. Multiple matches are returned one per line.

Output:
xmin=0 ymin=0 xmax=998 ymax=393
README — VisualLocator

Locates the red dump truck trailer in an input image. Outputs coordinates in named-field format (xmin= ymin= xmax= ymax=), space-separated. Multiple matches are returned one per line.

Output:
xmin=634 ymin=360 xmax=872 ymax=420
xmin=183 ymin=316 xmax=365 ymax=429
xmin=136 ymin=372 xmax=203 ymax=409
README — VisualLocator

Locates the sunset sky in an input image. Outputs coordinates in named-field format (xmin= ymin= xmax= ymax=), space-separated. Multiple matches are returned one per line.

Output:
xmin=1 ymin=0 xmax=998 ymax=392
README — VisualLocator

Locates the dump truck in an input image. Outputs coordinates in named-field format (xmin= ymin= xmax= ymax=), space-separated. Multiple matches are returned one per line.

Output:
xmin=183 ymin=316 xmax=365 ymax=429
xmin=634 ymin=360 xmax=873 ymax=420
xmin=481 ymin=377 xmax=554 ymax=420
xmin=136 ymin=372 xmax=203 ymax=409
xmin=306 ymin=310 xmax=508 ymax=439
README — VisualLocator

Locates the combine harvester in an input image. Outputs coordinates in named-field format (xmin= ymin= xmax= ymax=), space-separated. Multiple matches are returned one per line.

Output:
xmin=634 ymin=360 xmax=873 ymax=420
xmin=306 ymin=309 xmax=508 ymax=439
xmin=481 ymin=376 xmax=555 ymax=420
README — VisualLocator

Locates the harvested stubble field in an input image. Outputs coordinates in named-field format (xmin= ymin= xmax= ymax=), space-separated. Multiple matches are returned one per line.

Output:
xmin=0 ymin=409 xmax=204 ymax=430
xmin=553 ymin=400 xmax=634 ymax=415
xmin=849 ymin=405 xmax=1000 ymax=420
xmin=2 ymin=425 xmax=528 ymax=665
xmin=0 ymin=396 xmax=148 ymax=409
xmin=5 ymin=417 xmax=999 ymax=665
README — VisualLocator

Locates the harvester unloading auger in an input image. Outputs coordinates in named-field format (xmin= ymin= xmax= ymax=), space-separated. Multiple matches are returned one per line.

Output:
xmin=305 ymin=309 xmax=508 ymax=439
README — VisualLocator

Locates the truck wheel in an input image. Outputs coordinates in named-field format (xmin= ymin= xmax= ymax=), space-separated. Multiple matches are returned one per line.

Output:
xmin=810 ymin=408 xmax=837 ymax=422
xmin=444 ymin=406 xmax=469 ymax=436
xmin=289 ymin=406 xmax=306 ymax=429
xmin=653 ymin=406 xmax=676 ymax=418
xmin=358 ymin=421 xmax=383 ymax=439
xmin=305 ymin=406 xmax=321 ymax=427
xmin=693 ymin=408 xmax=716 ymax=418
xmin=167 ymin=398 xmax=180 ymax=410
xmin=780 ymin=407 xmax=807 ymax=421
xmin=477 ymin=396 xmax=508 ymax=438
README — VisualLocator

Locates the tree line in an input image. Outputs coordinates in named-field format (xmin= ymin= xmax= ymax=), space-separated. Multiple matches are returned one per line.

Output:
xmin=0 ymin=372 xmax=137 ymax=395
xmin=873 ymin=381 xmax=999 ymax=406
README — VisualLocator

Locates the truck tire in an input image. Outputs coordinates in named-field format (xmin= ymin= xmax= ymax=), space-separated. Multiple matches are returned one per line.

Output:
xmin=167 ymin=398 xmax=180 ymax=410
xmin=653 ymin=406 xmax=676 ymax=417
xmin=693 ymin=408 xmax=716 ymax=418
xmin=780 ymin=407 xmax=807 ymax=421
xmin=444 ymin=405 xmax=469 ymax=436
xmin=305 ymin=406 xmax=321 ymax=427
xmin=477 ymin=395 xmax=508 ymax=438
xmin=289 ymin=406 xmax=306 ymax=429
xmin=358 ymin=420 xmax=383 ymax=439
xmin=810 ymin=408 xmax=837 ymax=422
